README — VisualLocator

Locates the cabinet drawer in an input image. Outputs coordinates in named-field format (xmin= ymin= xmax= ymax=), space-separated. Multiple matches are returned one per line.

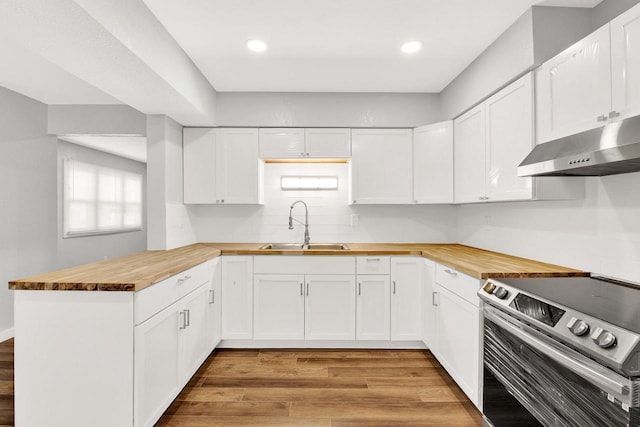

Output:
xmin=135 ymin=261 xmax=212 ymax=325
xmin=435 ymin=264 xmax=481 ymax=307
xmin=356 ymin=256 xmax=390 ymax=275
xmin=253 ymin=256 xmax=356 ymax=275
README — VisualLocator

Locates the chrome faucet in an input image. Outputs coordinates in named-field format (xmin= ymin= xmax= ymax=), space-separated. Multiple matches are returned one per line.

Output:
xmin=288 ymin=200 xmax=310 ymax=249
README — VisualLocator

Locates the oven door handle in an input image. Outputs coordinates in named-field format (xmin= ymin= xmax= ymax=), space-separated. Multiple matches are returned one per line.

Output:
xmin=484 ymin=307 xmax=631 ymax=400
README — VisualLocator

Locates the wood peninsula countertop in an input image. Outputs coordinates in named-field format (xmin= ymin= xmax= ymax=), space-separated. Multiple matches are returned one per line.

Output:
xmin=9 ymin=243 xmax=221 ymax=291
xmin=9 ymin=242 xmax=585 ymax=292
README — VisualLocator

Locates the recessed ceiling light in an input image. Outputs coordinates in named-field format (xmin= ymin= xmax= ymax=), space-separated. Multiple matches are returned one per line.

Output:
xmin=401 ymin=41 xmax=423 ymax=54
xmin=247 ymin=39 xmax=267 ymax=53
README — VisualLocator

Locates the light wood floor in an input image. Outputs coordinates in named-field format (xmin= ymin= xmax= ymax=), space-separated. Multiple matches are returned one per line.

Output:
xmin=0 ymin=339 xmax=482 ymax=426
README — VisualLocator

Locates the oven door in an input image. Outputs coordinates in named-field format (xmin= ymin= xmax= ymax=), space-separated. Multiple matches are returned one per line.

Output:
xmin=482 ymin=305 xmax=639 ymax=427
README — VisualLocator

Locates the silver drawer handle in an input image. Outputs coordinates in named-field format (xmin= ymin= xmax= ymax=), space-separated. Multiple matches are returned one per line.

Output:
xmin=597 ymin=114 xmax=608 ymax=122
xmin=444 ymin=269 xmax=457 ymax=276
xmin=179 ymin=311 xmax=187 ymax=329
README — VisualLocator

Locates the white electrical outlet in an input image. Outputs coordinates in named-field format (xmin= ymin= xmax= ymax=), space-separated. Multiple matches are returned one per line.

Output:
xmin=351 ymin=214 xmax=360 ymax=227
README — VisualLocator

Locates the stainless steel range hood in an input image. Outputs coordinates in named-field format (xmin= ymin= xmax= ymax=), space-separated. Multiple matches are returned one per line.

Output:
xmin=518 ymin=115 xmax=640 ymax=176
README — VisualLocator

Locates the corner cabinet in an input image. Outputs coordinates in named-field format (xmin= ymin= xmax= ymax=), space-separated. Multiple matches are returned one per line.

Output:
xmin=259 ymin=128 xmax=351 ymax=158
xmin=454 ymin=73 xmax=584 ymax=204
xmin=183 ymin=128 xmax=263 ymax=204
xmin=350 ymin=129 xmax=413 ymax=204
xmin=413 ymin=121 xmax=454 ymax=204
xmin=536 ymin=2 xmax=640 ymax=142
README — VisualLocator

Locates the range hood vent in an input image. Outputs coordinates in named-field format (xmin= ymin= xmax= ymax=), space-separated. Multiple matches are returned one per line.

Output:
xmin=518 ymin=115 xmax=640 ymax=177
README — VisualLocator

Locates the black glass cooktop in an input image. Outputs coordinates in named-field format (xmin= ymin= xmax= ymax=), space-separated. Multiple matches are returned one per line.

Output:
xmin=496 ymin=276 xmax=640 ymax=334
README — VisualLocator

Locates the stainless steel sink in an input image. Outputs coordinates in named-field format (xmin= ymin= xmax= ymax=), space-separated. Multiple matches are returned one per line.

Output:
xmin=259 ymin=243 xmax=350 ymax=250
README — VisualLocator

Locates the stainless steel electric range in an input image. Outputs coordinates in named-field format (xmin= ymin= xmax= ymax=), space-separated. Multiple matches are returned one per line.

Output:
xmin=478 ymin=274 xmax=640 ymax=427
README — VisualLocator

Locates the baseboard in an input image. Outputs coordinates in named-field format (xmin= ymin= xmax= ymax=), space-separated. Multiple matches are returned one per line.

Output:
xmin=0 ymin=327 xmax=14 ymax=343
xmin=218 ymin=339 xmax=427 ymax=349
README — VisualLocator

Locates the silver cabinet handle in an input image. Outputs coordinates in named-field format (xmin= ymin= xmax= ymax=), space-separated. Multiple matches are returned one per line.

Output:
xmin=177 ymin=278 xmax=185 ymax=285
xmin=306 ymin=283 xmax=309 ymax=296
xmin=609 ymin=110 xmax=620 ymax=119
xmin=432 ymin=291 xmax=438 ymax=306
xmin=366 ymin=258 xmax=380 ymax=261
xmin=209 ymin=289 xmax=215 ymax=304
xmin=392 ymin=281 xmax=396 ymax=294
xmin=444 ymin=269 xmax=457 ymax=276
xmin=597 ymin=114 xmax=608 ymax=122
xmin=221 ymin=199 xmax=225 ymax=203
xmin=185 ymin=309 xmax=190 ymax=327
xmin=358 ymin=282 xmax=361 ymax=296
xmin=300 ymin=152 xmax=305 ymax=157
xmin=184 ymin=275 xmax=192 ymax=281
xmin=179 ymin=311 xmax=187 ymax=329
xmin=478 ymin=196 xmax=489 ymax=201
xmin=300 ymin=283 xmax=303 ymax=296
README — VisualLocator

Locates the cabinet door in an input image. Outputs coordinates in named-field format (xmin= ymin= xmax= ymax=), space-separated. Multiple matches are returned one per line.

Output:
xmin=422 ymin=259 xmax=436 ymax=352
xmin=356 ymin=275 xmax=390 ymax=340
xmin=134 ymin=301 xmax=181 ymax=427
xmin=350 ymin=129 xmax=413 ymax=204
xmin=485 ymin=73 xmax=534 ymax=202
xmin=390 ymin=258 xmax=423 ymax=341
xmin=180 ymin=284 xmax=212 ymax=382
xmin=217 ymin=128 xmax=262 ymax=204
xmin=221 ymin=256 xmax=254 ymax=339
xmin=305 ymin=128 xmax=351 ymax=158
xmin=413 ymin=121 xmax=454 ymax=204
xmin=183 ymin=128 xmax=218 ymax=204
xmin=259 ymin=128 xmax=305 ymax=158
xmin=209 ymin=259 xmax=222 ymax=349
xmin=305 ymin=275 xmax=356 ymax=340
xmin=454 ymin=105 xmax=486 ymax=203
xmin=611 ymin=3 xmax=640 ymax=120
xmin=434 ymin=285 xmax=481 ymax=407
xmin=254 ymin=274 xmax=305 ymax=340
xmin=536 ymin=24 xmax=612 ymax=143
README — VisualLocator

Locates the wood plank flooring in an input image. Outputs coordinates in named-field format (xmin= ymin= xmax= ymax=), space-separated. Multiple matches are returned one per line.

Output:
xmin=0 ymin=339 xmax=482 ymax=426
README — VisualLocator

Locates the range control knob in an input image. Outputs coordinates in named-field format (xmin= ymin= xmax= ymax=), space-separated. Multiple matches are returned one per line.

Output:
xmin=494 ymin=287 xmax=509 ymax=300
xmin=571 ymin=320 xmax=590 ymax=337
xmin=482 ymin=282 xmax=497 ymax=294
xmin=592 ymin=328 xmax=617 ymax=349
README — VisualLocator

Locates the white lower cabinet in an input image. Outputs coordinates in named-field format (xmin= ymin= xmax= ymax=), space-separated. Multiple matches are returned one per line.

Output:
xmin=134 ymin=279 xmax=216 ymax=427
xmin=428 ymin=261 xmax=483 ymax=409
xmin=221 ymin=256 xmax=254 ymax=339
xmin=209 ymin=258 xmax=222 ymax=349
xmin=356 ymin=275 xmax=391 ymax=340
xmin=254 ymin=274 xmax=305 ymax=340
xmin=305 ymin=275 xmax=357 ymax=340
xmin=422 ymin=259 xmax=436 ymax=350
xmin=390 ymin=257 xmax=423 ymax=341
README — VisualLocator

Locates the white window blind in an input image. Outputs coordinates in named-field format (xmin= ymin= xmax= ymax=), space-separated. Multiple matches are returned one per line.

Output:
xmin=64 ymin=159 xmax=143 ymax=237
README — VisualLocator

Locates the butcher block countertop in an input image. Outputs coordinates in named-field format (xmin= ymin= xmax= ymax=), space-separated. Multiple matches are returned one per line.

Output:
xmin=206 ymin=243 xmax=587 ymax=280
xmin=8 ymin=243 xmax=221 ymax=292
xmin=9 ymin=242 xmax=585 ymax=292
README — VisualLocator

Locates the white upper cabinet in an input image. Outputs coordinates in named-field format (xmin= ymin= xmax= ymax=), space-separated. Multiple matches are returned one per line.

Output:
xmin=413 ymin=121 xmax=454 ymax=204
xmin=350 ymin=129 xmax=413 ymax=204
xmin=611 ymin=3 xmax=640 ymax=120
xmin=259 ymin=128 xmax=351 ymax=158
xmin=485 ymin=73 xmax=534 ymax=202
xmin=454 ymin=104 xmax=486 ymax=204
xmin=259 ymin=128 xmax=305 ymax=158
xmin=536 ymin=25 xmax=612 ymax=143
xmin=305 ymin=128 xmax=351 ymax=157
xmin=183 ymin=128 xmax=263 ymax=204
xmin=455 ymin=73 xmax=583 ymax=203
xmin=537 ymin=3 xmax=640 ymax=144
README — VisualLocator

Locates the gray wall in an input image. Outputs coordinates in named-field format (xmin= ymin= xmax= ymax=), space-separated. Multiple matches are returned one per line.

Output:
xmin=215 ymin=92 xmax=442 ymax=127
xmin=56 ymin=141 xmax=147 ymax=269
xmin=0 ymin=87 xmax=57 ymax=337
xmin=591 ymin=0 xmax=640 ymax=29
xmin=48 ymin=104 xmax=147 ymax=136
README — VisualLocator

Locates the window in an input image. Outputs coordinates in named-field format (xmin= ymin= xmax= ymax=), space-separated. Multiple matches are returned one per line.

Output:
xmin=63 ymin=159 xmax=143 ymax=237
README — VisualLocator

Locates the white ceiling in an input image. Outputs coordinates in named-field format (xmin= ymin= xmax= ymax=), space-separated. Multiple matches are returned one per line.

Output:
xmin=0 ymin=0 xmax=602 ymax=125
xmin=143 ymin=0 xmax=602 ymax=93
xmin=58 ymin=135 xmax=148 ymax=163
